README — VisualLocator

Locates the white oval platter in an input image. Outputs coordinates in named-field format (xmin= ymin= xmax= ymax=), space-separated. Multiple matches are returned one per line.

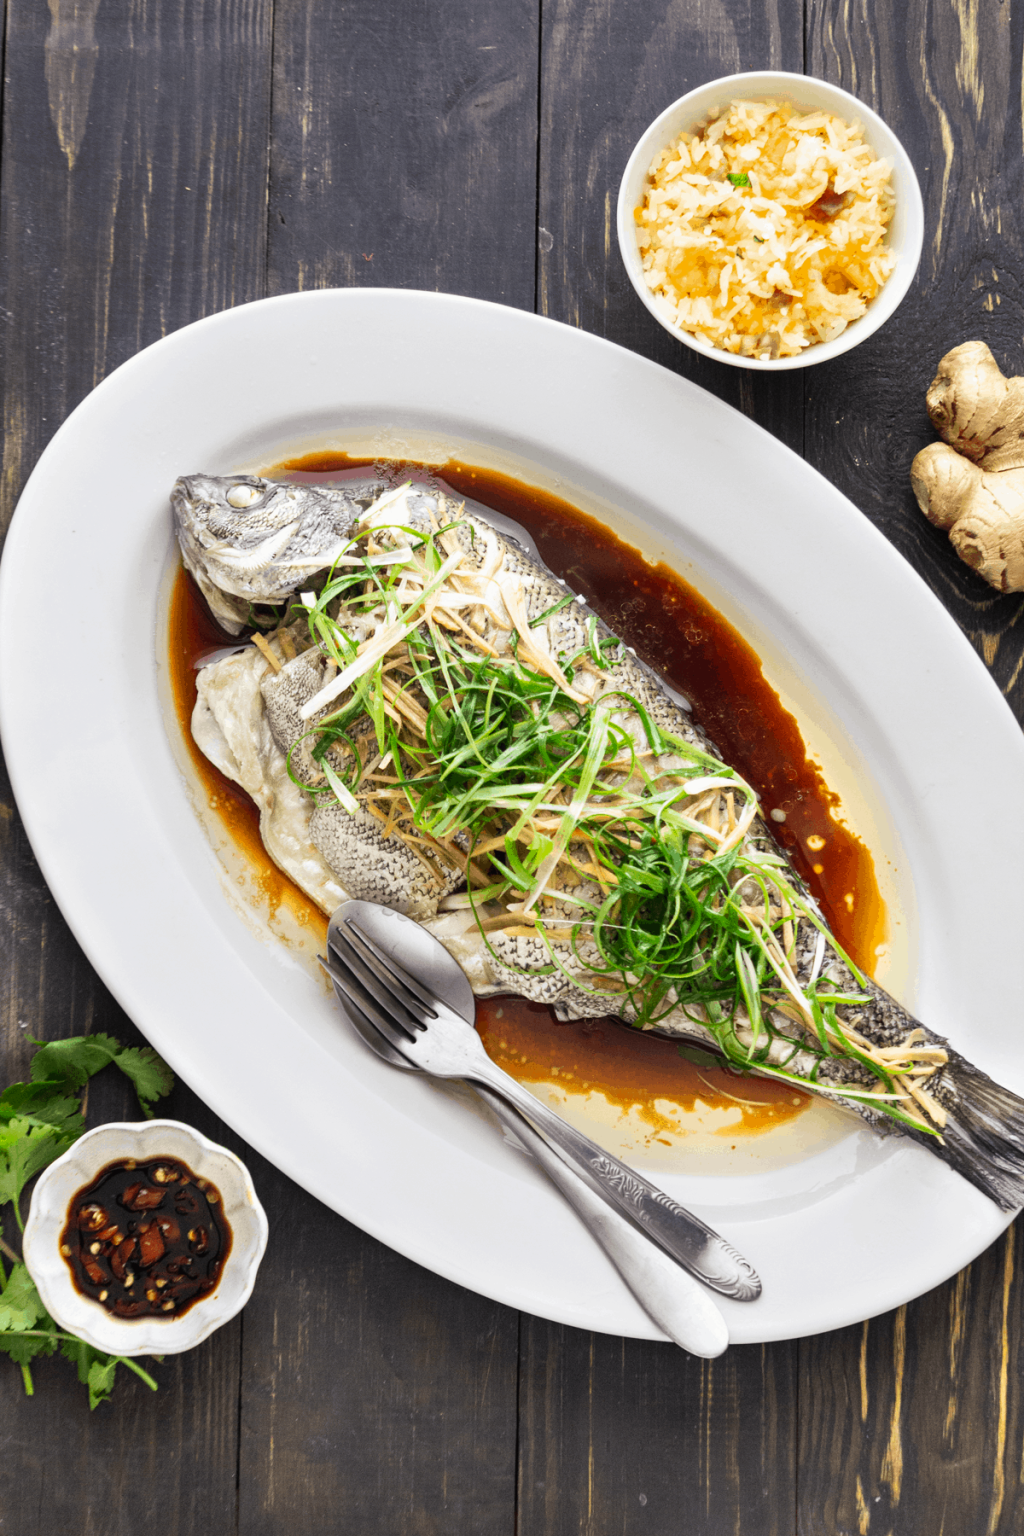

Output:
xmin=1 ymin=289 xmax=1020 ymax=1343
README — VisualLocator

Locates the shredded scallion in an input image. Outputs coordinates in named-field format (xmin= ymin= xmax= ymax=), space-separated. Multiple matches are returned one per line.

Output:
xmin=278 ymin=513 xmax=941 ymax=1135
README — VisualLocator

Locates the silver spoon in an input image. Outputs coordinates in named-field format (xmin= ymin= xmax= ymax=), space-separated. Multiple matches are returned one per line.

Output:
xmin=327 ymin=966 xmax=729 ymax=1355
xmin=323 ymin=900 xmax=760 ymax=1302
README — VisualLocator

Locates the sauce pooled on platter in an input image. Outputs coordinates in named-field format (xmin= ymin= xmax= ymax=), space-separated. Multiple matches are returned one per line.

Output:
xmin=168 ymin=454 xmax=886 ymax=1142
xmin=60 ymin=1157 xmax=231 ymax=1319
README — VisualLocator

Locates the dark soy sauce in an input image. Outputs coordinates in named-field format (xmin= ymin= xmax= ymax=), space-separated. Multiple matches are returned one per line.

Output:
xmin=60 ymin=1157 xmax=231 ymax=1320
xmin=168 ymin=454 xmax=887 ymax=1132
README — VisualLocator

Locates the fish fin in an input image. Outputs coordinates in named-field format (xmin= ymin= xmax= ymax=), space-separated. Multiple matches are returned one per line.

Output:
xmin=922 ymin=1049 xmax=1024 ymax=1211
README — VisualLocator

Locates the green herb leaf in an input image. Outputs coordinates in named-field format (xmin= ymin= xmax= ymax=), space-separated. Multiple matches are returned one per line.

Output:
xmin=60 ymin=1333 xmax=93 ymax=1385
xmin=0 ymin=1325 xmax=59 ymax=1368
xmin=0 ymin=1117 xmax=76 ymax=1213
xmin=0 ymin=1263 xmax=48 ymax=1333
xmin=28 ymin=1033 xmax=122 ymax=1090
xmin=59 ymin=1336 xmax=136 ymax=1410
xmin=86 ymin=1356 xmax=121 ymax=1410
xmin=0 ymin=1082 xmax=84 ymax=1138
xmin=728 ymin=172 xmax=750 ymax=187
xmin=0 ymin=1033 xmax=175 ymax=1403
xmin=112 ymin=1047 xmax=174 ymax=1115
xmin=28 ymin=1033 xmax=173 ymax=1119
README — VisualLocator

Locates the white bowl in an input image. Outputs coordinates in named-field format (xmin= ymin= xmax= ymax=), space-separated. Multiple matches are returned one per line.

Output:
xmin=23 ymin=1120 xmax=268 ymax=1356
xmin=617 ymin=70 xmax=925 ymax=370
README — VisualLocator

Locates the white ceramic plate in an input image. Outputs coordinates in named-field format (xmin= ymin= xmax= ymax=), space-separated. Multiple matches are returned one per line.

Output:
xmin=1 ymin=290 xmax=1021 ymax=1343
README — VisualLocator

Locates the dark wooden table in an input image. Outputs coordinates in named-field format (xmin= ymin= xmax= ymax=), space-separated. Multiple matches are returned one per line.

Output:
xmin=2 ymin=2 xmax=1023 ymax=1531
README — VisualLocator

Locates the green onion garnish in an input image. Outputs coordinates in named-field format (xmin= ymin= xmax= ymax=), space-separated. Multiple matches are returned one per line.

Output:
xmin=280 ymin=512 xmax=938 ymax=1136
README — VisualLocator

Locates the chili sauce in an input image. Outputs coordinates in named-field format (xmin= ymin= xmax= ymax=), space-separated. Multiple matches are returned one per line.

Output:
xmin=59 ymin=1157 xmax=231 ymax=1320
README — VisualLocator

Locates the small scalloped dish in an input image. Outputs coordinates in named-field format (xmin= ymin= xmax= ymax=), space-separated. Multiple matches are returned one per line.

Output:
xmin=24 ymin=1120 xmax=268 ymax=1356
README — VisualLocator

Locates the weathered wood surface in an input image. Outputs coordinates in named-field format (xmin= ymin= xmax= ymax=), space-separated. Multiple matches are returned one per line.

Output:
xmin=0 ymin=0 xmax=272 ymax=1525
xmin=2 ymin=0 xmax=1024 ymax=1532
xmin=267 ymin=0 xmax=539 ymax=305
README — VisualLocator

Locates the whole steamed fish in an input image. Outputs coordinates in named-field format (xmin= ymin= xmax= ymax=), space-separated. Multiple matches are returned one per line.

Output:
xmin=172 ymin=472 xmax=1024 ymax=1210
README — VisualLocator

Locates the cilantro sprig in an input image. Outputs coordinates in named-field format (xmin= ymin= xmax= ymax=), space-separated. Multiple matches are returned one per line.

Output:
xmin=0 ymin=1032 xmax=173 ymax=1407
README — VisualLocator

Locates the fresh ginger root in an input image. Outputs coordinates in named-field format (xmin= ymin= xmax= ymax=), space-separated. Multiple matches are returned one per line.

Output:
xmin=911 ymin=340 xmax=1024 ymax=591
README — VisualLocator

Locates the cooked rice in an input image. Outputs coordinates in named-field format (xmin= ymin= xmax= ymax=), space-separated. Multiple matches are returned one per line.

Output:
xmin=635 ymin=99 xmax=896 ymax=359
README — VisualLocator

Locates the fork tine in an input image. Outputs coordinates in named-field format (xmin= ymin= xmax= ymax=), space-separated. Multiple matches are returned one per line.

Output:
xmin=332 ymin=975 xmax=417 ymax=1062
xmin=327 ymin=932 xmax=426 ymax=1036
xmin=334 ymin=922 xmax=436 ymax=1027
xmin=343 ymin=920 xmax=440 ymax=1017
xmin=320 ymin=947 xmax=420 ymax=1044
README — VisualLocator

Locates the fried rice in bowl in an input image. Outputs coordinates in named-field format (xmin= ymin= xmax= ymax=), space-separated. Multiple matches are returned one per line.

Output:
xmin=617 ymin=72 xmax=924 ymax=371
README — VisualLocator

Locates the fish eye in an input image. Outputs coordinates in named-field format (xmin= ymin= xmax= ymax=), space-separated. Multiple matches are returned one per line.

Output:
xmin=225 ymin=483 xmax=262 ymax=509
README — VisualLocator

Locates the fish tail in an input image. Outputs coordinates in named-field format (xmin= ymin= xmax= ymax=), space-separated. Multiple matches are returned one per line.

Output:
xmin=922 ymin=1049 xmax=1024 ymax=1211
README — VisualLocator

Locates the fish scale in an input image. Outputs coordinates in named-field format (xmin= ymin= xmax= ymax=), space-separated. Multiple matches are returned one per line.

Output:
xmin=174 ymin=472 xmax=1024 ymax=1210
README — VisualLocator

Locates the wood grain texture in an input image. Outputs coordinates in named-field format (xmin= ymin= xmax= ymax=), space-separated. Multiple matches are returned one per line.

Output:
xmin=267 ymin=0 xmax=539 ymax=305
xmin=0 ymin=0 xmax=272 ymax=543
xmin=536 ymin=0 xmax=807 ymax=454
xmin=4 ymin=0 xmax=1024 ymax=1531
xmin=517 ymin=1322 xmax=797 ymax=1536
xmin=798 ymin=1220 xmax=1024 ymax=1536
xmin=805 ymin=0 xmax=1024 ymax=714
xmin=0 ymin=0 xmax=271 ymax=1526
xmin=0 ymin=1313 xmax=243 ymax=1536
xmin=236 ymin=1153 xmax=520 ymax=1536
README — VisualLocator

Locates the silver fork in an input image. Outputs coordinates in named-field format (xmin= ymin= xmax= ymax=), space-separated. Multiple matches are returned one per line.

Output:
xmin=332 ymin=972 xmax=729 ymax=1356
xmin=322 ymin=899 xmax=760 ymax=1303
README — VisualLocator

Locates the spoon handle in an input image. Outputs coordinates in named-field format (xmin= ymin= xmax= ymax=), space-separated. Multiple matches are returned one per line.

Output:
xmin=466 ymin=1052 xmax=760 ymax=1301
xmin=477 ymin=1084 xmax=728 ymax=1356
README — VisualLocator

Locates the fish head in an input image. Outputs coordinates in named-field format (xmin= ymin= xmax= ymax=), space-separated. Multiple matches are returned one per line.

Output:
xmin=172 ymin=473 xmax=303 ymax=546
xmin=171 ymin=473 xmax=372 ymax=632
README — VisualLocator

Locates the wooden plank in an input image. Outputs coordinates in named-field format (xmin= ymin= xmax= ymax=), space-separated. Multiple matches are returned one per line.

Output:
xmin=797 ymin=6 xmax=1024 ymax=1533
xmin=805 ymin=0 xmax=1024 ymax=713
xmin=0 ymin=0 xmax=272 ymax=1527
xmin=523 ymin=6 xmax=804 ymax=1533
xmin=518 ymin=1321 xmax=798 ymax=1536
xmin=236 ymin=1154 xmax=521 ymax=1536
xmin=536 ymin=0 xmax=808 ymax=456
xmin=0 ymin=0 xmax=272 ymax=543
xmin=799 ymin=1221 xmax=1024 ymax=1535
xmin=232 ymin=3 xmax=540 ymax=1528
xmin=267 ymin=0 xmax=540 ymax=307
